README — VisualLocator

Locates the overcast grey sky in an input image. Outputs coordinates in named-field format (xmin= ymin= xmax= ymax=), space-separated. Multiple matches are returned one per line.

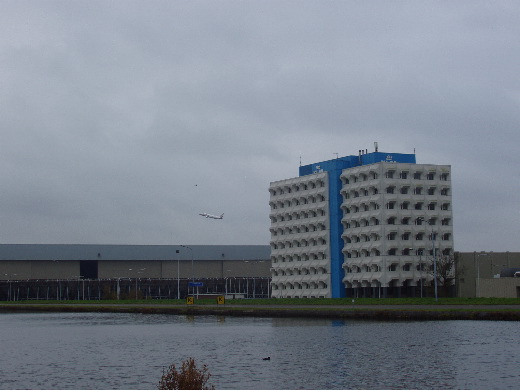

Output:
xmin=1 ymin=1 xmax=519 ymax=251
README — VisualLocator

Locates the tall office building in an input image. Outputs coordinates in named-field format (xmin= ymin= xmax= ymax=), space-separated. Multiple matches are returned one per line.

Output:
xmin=269 ymin=148 xmax=453 ymax=298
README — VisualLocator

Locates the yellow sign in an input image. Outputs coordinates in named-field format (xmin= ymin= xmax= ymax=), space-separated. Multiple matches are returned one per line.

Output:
xmin=186 ymin=296 xmax=194 ymax=305
xmin=217 ymin=296 xmax=225 ymax=305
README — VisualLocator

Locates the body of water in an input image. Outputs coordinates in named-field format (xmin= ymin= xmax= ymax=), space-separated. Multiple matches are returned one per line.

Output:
xmin=0 ymin=312 xmax=518 ymax=389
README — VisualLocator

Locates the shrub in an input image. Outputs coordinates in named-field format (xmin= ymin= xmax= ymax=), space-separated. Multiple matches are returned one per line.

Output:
xmin=158 ymin=357 xmax=215 ymax=390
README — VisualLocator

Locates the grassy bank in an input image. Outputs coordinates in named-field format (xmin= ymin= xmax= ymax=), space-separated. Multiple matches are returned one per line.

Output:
xmin=1 ymin=297 xmax=519 ymax=306
xmin=1 ymin=298 xmax=519 ymax=320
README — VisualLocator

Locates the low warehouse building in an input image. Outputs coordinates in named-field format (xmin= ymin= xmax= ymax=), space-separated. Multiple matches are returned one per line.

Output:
xmin=0 ymin=244 xmax=271 ymax=300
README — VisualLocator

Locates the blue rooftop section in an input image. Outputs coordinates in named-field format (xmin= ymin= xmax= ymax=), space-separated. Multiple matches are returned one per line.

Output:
xmin=299 ymin=151 xmax=416 ymax=177
xmin=299 ymin=155 xmax=359 ymax=177
xmin=360 ymin=152 xmax=416 ymax=165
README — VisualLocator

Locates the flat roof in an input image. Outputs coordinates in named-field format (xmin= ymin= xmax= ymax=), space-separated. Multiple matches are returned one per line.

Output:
xmin=0 ymin=244 xmax=271 ymax=261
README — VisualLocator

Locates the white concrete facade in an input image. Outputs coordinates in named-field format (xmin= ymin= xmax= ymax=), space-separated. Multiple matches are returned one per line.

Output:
xmin=340 ymin=162 xmax=453 ymax=296
xmin=269 ymin=172 xmax=332 ymax=298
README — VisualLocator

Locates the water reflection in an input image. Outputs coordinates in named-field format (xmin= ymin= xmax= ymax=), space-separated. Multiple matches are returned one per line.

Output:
xmin=0 ymin=313 xmax=518 ymax=389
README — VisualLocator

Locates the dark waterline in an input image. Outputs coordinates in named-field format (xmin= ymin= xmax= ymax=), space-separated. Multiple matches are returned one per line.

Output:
xmin=0 ymin=313 xmax=518 ymax=389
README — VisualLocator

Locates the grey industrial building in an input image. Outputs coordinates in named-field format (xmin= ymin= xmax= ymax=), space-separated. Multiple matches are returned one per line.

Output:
xmin=0 ymin=244 xmax=271 ymax=300
xmin=455 ymin=251 xmax=520 ymax=298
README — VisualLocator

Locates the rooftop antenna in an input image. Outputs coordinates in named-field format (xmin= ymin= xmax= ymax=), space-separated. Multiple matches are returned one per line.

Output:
xmin=334 ymin=153 xmax=339 ymax=159
xmin=299 ymin=154 xmax=302 ymax=167
xmin=374 ymin=142 xmax=379 ymax=152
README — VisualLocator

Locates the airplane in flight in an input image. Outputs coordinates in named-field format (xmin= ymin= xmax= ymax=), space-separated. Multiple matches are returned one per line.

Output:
xmin=199 ymin=212 xmax=224 ymax=220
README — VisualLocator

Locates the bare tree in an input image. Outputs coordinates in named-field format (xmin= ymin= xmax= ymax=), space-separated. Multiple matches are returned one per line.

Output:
xmin=426 ymin=252 xmax=460 ymax=297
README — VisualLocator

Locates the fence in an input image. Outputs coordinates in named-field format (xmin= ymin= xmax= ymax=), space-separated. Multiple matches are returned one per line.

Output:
xmin=0 ymin=277 xmax=271 ymax=301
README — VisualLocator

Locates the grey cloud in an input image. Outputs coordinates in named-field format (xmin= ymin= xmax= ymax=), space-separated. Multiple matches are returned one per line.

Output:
xmin=0 ymin=1 xmax=519 ymax=250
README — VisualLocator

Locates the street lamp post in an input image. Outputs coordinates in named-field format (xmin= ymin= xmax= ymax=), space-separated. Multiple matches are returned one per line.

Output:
xmin=419 ymin=253 xmax=423 ymax=298
xmin=181 ymin=245 xmax=194 ymax=296
xmin=176 ymin=249 xmax=180 ymax=299
xmin=403 ymin=247 xmax=415 ymax=297
xmin=418 ymin=216 xmax=438 ymax=301
xmin=128 ymin=268 xmax=146 ymax=300
xmin=475 ymin=252 xmax=489 ymax=297
xmin=432 ymin=231 xmax=438 ymax=302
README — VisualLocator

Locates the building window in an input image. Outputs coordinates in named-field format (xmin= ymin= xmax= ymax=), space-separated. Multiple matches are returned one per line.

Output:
xmin=440 ymin=173 xmax=449 ymax=181
xmin=400 ymin=171 xmax=408 ymax=179
xmin=401 ymin=202 xmax=409 ymax=210
xmin=414 ymin=202 xmax=423 ymax=210
xmin=413 ymin=172 xmax=422 ymax=180
xmin=400 ymin=187 xmax=409 ymax=194
xmin=414 ymin=187 xmax=423 ymax=195
xmin=428 ymin=187 xmax=436 ymax=195
xmin=427 ymin=172 xmax=435 ymax=180
xmin=386 ymin=202 xmax=395 ymax=210
xmin=386 ymin=186 xmax=395 ymax=194
xmin=386 ymin=171 xmax=395 ymax=179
